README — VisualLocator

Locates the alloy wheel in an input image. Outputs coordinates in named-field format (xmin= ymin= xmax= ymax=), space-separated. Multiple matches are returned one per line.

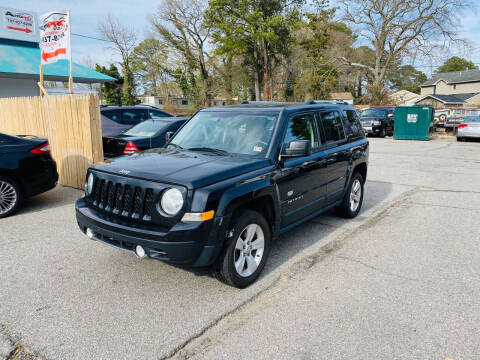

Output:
xmin=233 ymin=224 xmax=265 ymax=277
xmin=0 ymin=181 xmax=17 ymax=215
xmin=349 ymin=179 xmax=362 ymax=212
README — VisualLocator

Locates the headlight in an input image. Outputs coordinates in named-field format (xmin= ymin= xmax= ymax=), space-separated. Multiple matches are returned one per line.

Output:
xmin=373 ymin=120 xmax=382 ymax=125
xmin=86 ymin=173 xmax=94 ymax=195
xmin=160 ymin=188 xmax=184 ymax=216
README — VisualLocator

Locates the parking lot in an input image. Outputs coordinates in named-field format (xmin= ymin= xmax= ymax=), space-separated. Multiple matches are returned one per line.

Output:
xmin=1 ymin=137 xmax=480 ymax=360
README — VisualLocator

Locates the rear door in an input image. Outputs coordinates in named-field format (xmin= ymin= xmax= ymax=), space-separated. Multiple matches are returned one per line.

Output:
xmin=101 ymin=109 xmax=123 ymax=137
xmin=277 ymin=112 xmax=329 ymax=228
xmin=317 ymin=110 xmax=351 ymax=204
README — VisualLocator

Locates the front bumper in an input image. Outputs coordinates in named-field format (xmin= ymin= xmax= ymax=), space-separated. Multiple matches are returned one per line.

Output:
xmin=363 ymin=125 xmax=383 ymax=135
xmin=75 ymin=198 xmax=223 ymax=267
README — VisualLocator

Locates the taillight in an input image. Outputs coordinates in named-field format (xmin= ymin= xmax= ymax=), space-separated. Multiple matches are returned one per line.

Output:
xmin=30 ymin=142 xmax=51 ymax=154
xmin=123 ymin=142 xmax=139 ymax=155
xmin=458 ymin=124 xmax=468 ymax=129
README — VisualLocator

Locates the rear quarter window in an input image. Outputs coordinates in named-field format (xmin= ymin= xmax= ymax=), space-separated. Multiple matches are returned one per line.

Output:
xmin=342 ymin=109 xmax=364 ymax=139
xmin=101 ymin=109 xmax=122 ymax=123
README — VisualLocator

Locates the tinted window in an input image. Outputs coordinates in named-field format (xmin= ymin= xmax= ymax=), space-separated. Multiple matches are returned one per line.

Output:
xmin=283 ymin=113 xmax=319 ymax=151
xmin=150 ymin=109 xmax=170 ymax=118
xmin=102 ymin=109 xmax=122 ymax=123
xmin=319 ymin=111 xmax=345 ymax=143
xmin=342 ymin=109 xmax=364 ymax=138
xmin=122 ymin=109 xmax=149 ymax=125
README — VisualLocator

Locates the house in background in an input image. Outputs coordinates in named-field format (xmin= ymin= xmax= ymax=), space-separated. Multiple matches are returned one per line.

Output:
xmin=415 ymin=69 xmax=480 ymax=108
xmin=0 ymin=7 xmax=114 ymax=98
xmin=389 ymin=90 xmax=420 ymax=106
xmin=329 ymin=92 xmax=354 ymax=105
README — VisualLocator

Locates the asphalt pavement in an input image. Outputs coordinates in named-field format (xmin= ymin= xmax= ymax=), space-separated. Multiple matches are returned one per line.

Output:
xmin=1 ymin=137 xmax=479 ymax=360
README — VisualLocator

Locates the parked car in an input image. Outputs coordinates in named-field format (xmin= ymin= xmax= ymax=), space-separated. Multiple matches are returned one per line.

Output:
xmin=457 ymin=115 xmax=480 ymax=141
xmin=103 ymin=117 xmax=188 ymax=158
xmin=101 ymin=105 xmax=173 ymax=137
xmin=360 ymin=107 xmax=395 ymax=137
xmin=0 ymin=133 xmax=58 ymax=218
xmin=75 ymin=101 xmax=368 ymax=288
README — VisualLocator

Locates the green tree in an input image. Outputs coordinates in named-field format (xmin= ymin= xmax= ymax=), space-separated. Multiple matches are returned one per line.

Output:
xmin=390 ymin=65 xmax=427 ymax=94
xmin=436 ymin=57 xmax=478 ymax=73
xmin=206 ymin=0 xmax=304 ymax=101
xmin=95 ymin=64 xmax=123 ymax=104
xmin=130 ymin=38 xmax=170 ymax=96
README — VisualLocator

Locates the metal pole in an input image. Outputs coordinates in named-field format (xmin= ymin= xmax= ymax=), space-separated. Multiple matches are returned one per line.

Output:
xmin=68 ymin=10 xmax=73 ymax=94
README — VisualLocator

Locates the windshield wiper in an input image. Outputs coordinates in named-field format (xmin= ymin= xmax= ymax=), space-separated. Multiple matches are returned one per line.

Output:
xmin=168 ymin=143 xmax=183 ymax=149
xmin=187 ymin=147 xmax=228 ymax=155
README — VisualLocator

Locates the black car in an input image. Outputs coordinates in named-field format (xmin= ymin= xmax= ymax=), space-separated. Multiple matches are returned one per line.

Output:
xmin=101 ymin=105 xmax=173 ymax=137
xmin=0 ymin=133 xmax=58 ymax=218
xmin=76 ymin=101 xmax=368 ymax=287
xmin=103 ymin=117 xmax=188 ymax=158
xmin=360 ymin=107 xmax=395 ymax=137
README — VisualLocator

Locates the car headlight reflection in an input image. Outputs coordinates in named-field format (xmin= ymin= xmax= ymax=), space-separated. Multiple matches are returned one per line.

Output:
xmin=160 ymin=188 xmax=184 ymax=216
xmin=86 ymin=173 xmax=94 ymax=195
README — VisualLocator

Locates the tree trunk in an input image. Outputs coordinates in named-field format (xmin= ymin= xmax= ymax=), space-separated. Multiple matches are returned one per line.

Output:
xmin=225 ymin=55 xmax=233 ymax=104
xmin=253 ymin=43 xmax=261 ymax=101
xmin=262 ymin=38 xmax=272 ymax=101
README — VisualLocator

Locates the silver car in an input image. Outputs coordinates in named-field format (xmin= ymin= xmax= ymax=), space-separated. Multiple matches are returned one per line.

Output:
xmin=457 ymin=115 xmax=480 ymax=141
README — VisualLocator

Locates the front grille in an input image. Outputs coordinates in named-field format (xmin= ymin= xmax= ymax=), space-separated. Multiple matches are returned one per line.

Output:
xmin=91 ymin=179 xmax=155 ymax=221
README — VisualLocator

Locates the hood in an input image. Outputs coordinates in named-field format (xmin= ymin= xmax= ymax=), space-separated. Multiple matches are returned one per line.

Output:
xmin=360 ymin=116 xmax=381 ymax=122
xmin=93 ymin=148 xmax=270 ymax=189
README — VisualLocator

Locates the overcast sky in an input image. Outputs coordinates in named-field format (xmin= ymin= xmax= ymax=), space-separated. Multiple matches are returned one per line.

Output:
xmin=3 ymin=0 xmax=480 ymax=76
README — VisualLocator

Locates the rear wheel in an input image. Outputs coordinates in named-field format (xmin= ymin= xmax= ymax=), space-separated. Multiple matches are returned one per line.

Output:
xmin=379 ymin=127 xmax=386 ymax=138
xmin=220 ymin=210 xmax=271 ymax=288
xmin=335 ymin=172 xmax=364 ymax=219
xmin=457 ymin=136 xmax=463 ymax=142
xmin=0 ymin=176 xmax=22 ymax=218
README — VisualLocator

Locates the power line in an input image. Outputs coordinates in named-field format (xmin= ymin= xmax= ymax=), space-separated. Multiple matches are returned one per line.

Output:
xmin=71 ymin=32 xmax=111 ymax=43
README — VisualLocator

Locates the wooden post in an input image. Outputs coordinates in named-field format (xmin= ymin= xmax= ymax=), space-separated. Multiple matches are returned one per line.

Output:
xmin=68 ymin=10 xmax=73 ymax=94
xmin=39 ymin=64 xmax=44 ymax=97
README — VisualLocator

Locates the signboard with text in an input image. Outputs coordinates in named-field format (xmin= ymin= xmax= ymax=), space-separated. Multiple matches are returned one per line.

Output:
xmin=39 ymin=10 xmax=71 ymax=64
xmin=0 ymin=7 xmax=39 ymax=42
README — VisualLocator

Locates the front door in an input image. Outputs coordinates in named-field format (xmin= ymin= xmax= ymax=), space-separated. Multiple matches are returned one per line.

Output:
xmin=277 ymin=112 xmax=329 ymax=228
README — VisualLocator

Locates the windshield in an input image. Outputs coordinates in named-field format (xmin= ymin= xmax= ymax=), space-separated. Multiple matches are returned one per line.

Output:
xmin=169 ymin=110 xmax=279 ymax=156
xmin=464 ymin=115 xmax=480 ymax=123
xmin=361 ymin=108 xmax=387 ymax=117
xmin=124 ymin=120 xmax=169 ymax=136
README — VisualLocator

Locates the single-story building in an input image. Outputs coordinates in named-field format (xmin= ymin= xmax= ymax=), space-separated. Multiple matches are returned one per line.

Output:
xmin=0 ymin=7 xmax=114 ymax=98
xmin=388 ymin=90 xmax=420 ymax=106
xmin=329 ymin=92 xmax=354 ymax=105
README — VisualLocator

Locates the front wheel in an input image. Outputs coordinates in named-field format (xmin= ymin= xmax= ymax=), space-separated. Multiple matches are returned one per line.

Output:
xmin=220 ymin=210 xmax=271 ymax=288
xmin=335 ymin=172 xmax=364 ymax=218
xmin=379 ymin=127 xmax=386 ymax=138
xmin=0 ymin=176 xmax=22 ymax=218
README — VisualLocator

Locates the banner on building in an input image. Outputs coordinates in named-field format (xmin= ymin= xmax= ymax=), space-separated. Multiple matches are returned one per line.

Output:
xmin=39 ymin=11 xmax=71 ymax=64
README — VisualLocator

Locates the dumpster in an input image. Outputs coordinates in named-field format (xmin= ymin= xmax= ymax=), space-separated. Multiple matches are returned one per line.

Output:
xmin=394 ymin=105 xmax=434 ymax=140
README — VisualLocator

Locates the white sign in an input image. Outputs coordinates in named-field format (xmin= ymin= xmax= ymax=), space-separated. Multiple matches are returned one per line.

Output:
xmin=39 ymin=11 xmax=71 ymax=64
xmin=407 ymin=114 xmax=418 ymax=123
xmin=0 ymin=7 xmax=38 ymax=42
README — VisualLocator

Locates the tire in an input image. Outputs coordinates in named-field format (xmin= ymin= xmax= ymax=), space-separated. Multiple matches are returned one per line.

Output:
xmin=335 ymin=172 xmax=364 ymax=219
xmin=457 ymin=137 xmax=463 ymax=142
xmin=0 ymin=176 xmax=22 ymax=218
xmin=220 ymin=210 xmax=271 ymax=288
xmin=379 ymin=127 xmax=386 ymax=138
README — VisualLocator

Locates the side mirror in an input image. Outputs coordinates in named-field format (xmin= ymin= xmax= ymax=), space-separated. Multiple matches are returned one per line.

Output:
xmin=284 ymin=140 xmax=311 ymax=158
xmin=165 ymin=131 xmax=174 ymax=143
xmin=387 ymin=113 xmax=394 ymax=118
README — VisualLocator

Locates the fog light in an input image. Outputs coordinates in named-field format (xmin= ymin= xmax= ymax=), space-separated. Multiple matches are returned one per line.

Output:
xmin=86 ymin=228 xmax=95 ymax=239
xmin=135 ymin=245 xmax=147 ymax=258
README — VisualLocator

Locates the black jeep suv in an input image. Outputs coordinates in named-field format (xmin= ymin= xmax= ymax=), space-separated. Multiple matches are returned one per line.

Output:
xmin=360 ymin=107 xmax=395 ymax=137
xmin=75 ymin=101 xmax=368 ymax=287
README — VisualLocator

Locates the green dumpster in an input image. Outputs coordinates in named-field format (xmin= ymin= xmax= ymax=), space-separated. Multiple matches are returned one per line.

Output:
xmin=394 ymin=105 xmax=434 ymax=140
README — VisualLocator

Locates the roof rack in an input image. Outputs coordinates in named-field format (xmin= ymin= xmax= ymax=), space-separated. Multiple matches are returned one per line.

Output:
xmin=240 ymin=101 xmax=289 ymax=105
xmin=305 ymin=100 xmax=349 ymax=105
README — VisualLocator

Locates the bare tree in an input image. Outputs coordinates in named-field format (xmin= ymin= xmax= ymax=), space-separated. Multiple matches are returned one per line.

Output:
xmin=99 ymin=15 xmax=138 ymax=104
xmin=151 ymin=0 xmax=212 ymax=107
xmin=338 ymin=0 xmax=473 ymax=103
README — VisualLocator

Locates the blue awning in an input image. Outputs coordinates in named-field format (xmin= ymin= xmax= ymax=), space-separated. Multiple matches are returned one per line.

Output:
xmin=0 ymin=42 xmax=115 ymax=83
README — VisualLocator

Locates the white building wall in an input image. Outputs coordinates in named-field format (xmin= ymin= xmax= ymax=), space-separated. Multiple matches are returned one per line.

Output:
xmin=0 ymin=77 xmax=39 ymax=98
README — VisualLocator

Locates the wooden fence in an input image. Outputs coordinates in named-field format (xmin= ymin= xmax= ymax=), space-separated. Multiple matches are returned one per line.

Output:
xmin=0 ymin=94 xmax=103 ymax=189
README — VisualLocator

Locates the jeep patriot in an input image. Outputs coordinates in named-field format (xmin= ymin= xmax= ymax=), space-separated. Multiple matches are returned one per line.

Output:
xmin=75 ymin=101 xmax=369 ymax=288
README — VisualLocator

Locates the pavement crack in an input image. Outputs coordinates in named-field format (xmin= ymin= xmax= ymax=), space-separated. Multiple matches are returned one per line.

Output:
xmin=0 ymin=324 xmax=44 ymax=360
xmin=333 ymin=254 xmax=419 ymax=282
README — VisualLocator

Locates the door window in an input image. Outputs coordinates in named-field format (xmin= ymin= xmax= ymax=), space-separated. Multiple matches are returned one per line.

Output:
xmin=150 ymin=109 xmax=170 ymax=118
xmin=121 ymin=109 xmax=149 ymax=125
xmin=319 ymin=111 xmax=345 ymax=143
xmin=102 ymin=109 xmax=122 ymax=123
xmin=283 ymin=113 xmax=319 ymax=152
xmin=342 ymin=109 xmax=363 ymax=139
